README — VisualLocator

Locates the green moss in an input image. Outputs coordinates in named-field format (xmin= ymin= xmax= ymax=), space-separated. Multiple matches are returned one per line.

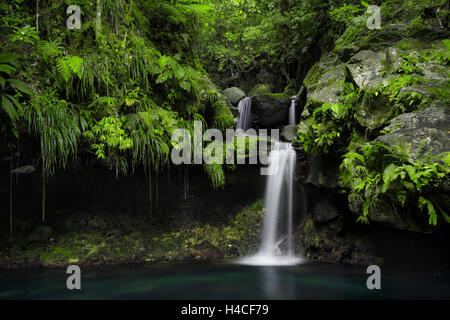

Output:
xmin=303 ymin=62 xmax=323 ymax=90
xmin=248 ymin=84 xmax=272 ymax=96
xmin=424 ymin=82 xmax=450 ymax=104
xmin=2 ymin=200 xmax=265 ymax=268
xmin=260 ymin=92 xmax=290 ymax=99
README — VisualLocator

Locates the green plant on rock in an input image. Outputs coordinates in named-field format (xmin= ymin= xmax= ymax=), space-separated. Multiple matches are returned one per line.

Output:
xmin=374 ymin=75 xmax=428 ymax=114
xmin=297 ymin=82 xmax=360 ymax=154
xmin=397 ymin=53 xmax=421 ymax=75
xmin=340 ymin=142 xmax=450 ymax=226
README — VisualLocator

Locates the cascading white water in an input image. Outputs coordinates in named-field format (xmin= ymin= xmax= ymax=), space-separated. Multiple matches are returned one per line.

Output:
xmin=289 ymin=100 xmax=296 ymax=125
xmin=236 ymin=97 xmax=252 ymax=130
xmin=238 ymin=142 xmax=303 ymax=266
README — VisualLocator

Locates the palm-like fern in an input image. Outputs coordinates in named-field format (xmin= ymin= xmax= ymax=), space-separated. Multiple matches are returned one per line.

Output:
xmin=57 ymin=55 xmax=83 ymax=82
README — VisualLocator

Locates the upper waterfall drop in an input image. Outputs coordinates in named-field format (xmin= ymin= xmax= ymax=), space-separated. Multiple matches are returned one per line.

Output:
xmin=236 ymin=97 xmax=252 ymax=130
xmin=237 ymin=141 xmax=303 ymax=266
xmin=289 ymin=99 xmax=296 ymax=125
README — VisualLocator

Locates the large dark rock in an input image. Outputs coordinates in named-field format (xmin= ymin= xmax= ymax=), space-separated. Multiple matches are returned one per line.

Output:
xmin=297 ymin=216 xmax=381 ymax=265
xmin=311 ymin=202 xmax=339 ymax=224
xmin=303 ymin=153 xmax=340 ymax=189
xmin=251 ymin=95 xmax=291 ymax=128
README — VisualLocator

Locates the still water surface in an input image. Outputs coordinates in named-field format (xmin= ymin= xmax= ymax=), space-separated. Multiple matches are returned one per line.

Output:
xmin=0 ymin=260 xmax=449 ymax=299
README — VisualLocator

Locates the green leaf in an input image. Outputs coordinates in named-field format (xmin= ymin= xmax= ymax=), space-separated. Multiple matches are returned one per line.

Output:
xmin=57 ymin=58 xmax=72 ymax=82
xmin=180 ymin=80 xmax=191 ymax=91
xmin=158 ymin=55 xmax=169 ymax=69
xmin=174 ymin=67 xmax=185 ymax=80
xmin=361 ymin=1 xmax=370 ymax=8
xmin=0 ymin=54 xmax=20 ymax=65
xmin=442 ymin=39 xmax=450 ymax=51
xmin=7 ymin=79 xmax=33 ymax=95
xmin=1 ymin=94 xmax=20 ymax=121
xmin=156 ymin=73 xmax=168 ymax=84
xmin=0 ymin=64 xmax=16 ymax=75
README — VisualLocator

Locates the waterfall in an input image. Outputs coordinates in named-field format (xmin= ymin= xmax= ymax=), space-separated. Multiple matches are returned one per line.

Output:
xmin=289 ymin=100 xmax=296 ymax=125
xmin=237 ymin=142 xmax=303 ymax=266
xmin=236 ymin=97 xmax=252 ymax=130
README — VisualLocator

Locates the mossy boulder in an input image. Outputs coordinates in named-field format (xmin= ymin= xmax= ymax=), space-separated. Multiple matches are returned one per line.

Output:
xmin=223 ymin=87 xmax=246 ymax=106
xmin=384 ymin=103 xmax=450 ymax=133
xmin=304 ymin=62 xmax=349 ymax=111
xmin=385 ymin=47 xmax=405 ymax=74
xmin=297 ymin=204 xmax=381 ymax=265
xmin=378 ymin=103 xmax=449 ymax=162
xmin=355 ymin=93 xmax=393 ymax=129
xmin=348 ymin=194 xmax=411 ymax=230
xmin=281 ymin=125 xmax=298 ymax=142
xmin=377 ymin=127 xmax=449 ymax=163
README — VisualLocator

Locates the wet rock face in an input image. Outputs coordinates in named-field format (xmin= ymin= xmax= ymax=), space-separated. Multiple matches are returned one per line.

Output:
xmin=296 ymin=201 xmax=382 ymax=266
xmin=302 ymin=153 xmax=340 ymax=189
xmin=251 ymin=95 xmax=291 ymax=128
xmin=223 ymin=87 xmax=246 ymax=106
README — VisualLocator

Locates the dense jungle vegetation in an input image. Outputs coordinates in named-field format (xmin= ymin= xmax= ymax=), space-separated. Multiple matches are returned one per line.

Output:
xmin=0 ymin=0 xmax=350 ymax=222
xmin=0 ymin=0 xmax=449 ymax=267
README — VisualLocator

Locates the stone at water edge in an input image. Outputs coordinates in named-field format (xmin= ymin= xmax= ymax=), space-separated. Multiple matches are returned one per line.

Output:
xmin=281 ymin=125 xmax=298 ymax=142
xmin=11 ymin=165 xmax=36 ymax=174
xmin=28 ymin=225 xmax=53 ymax=243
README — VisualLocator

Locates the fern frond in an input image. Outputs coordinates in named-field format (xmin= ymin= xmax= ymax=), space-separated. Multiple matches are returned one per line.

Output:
xmin=57 ymin=58 xmax=72 ymax=82
xmin=37 ymin=40 xmax=63 ymax=60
